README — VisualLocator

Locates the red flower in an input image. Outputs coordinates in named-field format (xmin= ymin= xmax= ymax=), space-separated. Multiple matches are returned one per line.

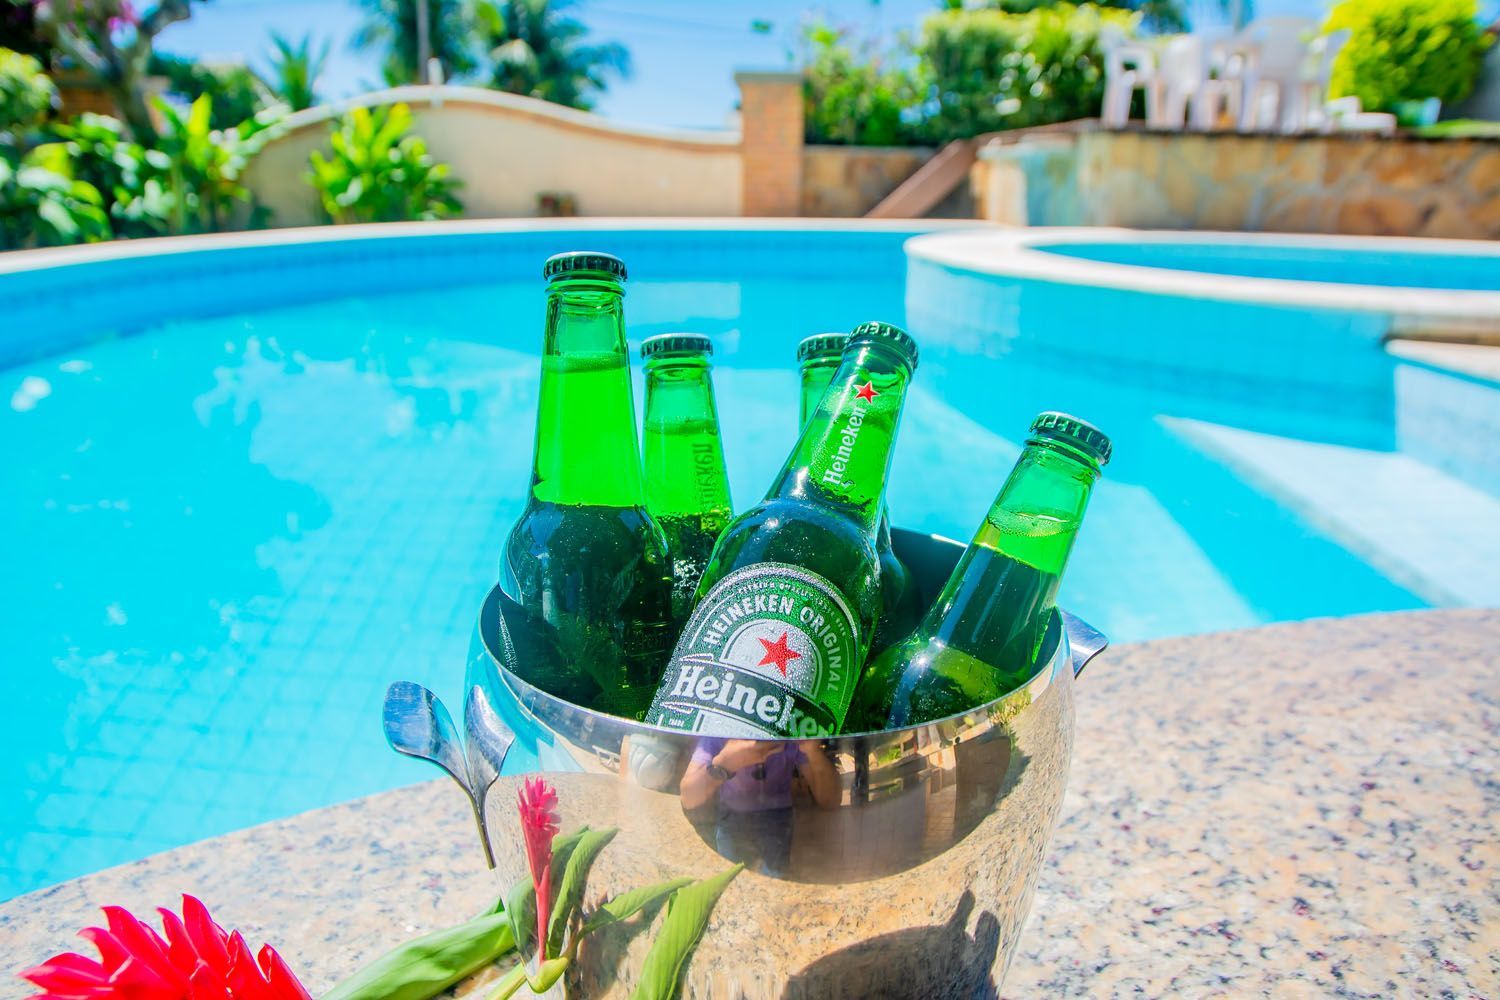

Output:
xmin=517 ymin=776 xmax=560 ymax=958
xmin=18 ymin=895 xmax=311 ymax=1000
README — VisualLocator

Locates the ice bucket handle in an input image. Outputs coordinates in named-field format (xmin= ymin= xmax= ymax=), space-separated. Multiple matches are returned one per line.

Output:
xmin=1060 ymin=610 xmax=1108 ymax=679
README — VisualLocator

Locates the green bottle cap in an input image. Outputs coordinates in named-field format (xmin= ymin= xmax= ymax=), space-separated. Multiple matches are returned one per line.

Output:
xmin=797 ymin=332 xmax=848 ymax=364
xmin=543 ymin=250 xmax=627 ymax=283
xmin=641 ymin=332 xmax=713 ymax=360
xmin=1029 ymin=411 xmax=1112 ymax=466
xmin=849 ymin=320 xmax=919 ymax=370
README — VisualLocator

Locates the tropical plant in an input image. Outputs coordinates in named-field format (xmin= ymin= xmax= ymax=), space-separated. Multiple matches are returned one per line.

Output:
xmin=307 ymin=102 xmax=462 ymax=224
xmin=31 ymin=0 xmax=207 ymax=142
xmin=1325 ymin=0 xmax=1490 ymax=113
xmin=800 ymin=21 xmax=919 ymax=146
xmin=151 ymin=94 xmax=280 ymax=233
xmin=919 ymin=3 xmax=1137 ymax=138
xmin=50 ymin=111 xmax=172 ymax=236
xmin=473 ymin=0 xmax=629 ymax=110
xmin=150 ymin=50 xmax=272 ymax=129
xmin=18 ymin=894 xmax=311 ymax=999
xmin=0 ymin=44 xmax=54 ymax=132
xmin=266 ymin=32 xmax=330 ymax=111
xmin=354 ymin=0 xmax=476 ymax=85
xmin=0 ymin=140 xmax=109 ymax=248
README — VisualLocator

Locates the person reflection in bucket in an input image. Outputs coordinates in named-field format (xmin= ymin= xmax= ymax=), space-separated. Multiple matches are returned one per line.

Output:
xmin=681 ymin=738 xmax=840 ymax=877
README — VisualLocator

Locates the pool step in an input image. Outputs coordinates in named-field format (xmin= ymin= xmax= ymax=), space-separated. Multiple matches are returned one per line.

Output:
xmin=1168 ymin=419 xmax=1500 ymax=607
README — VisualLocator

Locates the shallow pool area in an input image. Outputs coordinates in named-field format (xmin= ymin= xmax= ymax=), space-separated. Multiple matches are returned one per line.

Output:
xmin=3 ymin=221 xmax=1498 ymax=899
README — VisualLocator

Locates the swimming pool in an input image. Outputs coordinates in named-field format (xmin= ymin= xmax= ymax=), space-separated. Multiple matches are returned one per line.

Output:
xmin=4 ymin=221 xmax=1498 ymax=899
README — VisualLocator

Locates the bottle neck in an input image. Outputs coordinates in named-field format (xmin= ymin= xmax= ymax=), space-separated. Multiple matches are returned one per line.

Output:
xmin=772 ymin=341 xmax=911 ymax=533
xmin=798 ymin=357 xmax=840 ymax=428
xmin=529 ymin=280 xmax=647 ymax=507
xmin=922 ymin=440 xmax=1100 ymax=634
xmin=642 ymin=357 xmax=732 ymax=519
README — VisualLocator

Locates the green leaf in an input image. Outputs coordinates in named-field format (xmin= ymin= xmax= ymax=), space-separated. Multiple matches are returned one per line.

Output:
xmin=629 ymin=865 xmax=744 ymax=1000
xmin=322 ymin=911 xmax=515 ymax=1000
xmin=546 ymin=826 xmax=617 ymax=956
xmin=581 ymin=878 xmax=693 ymax=936
xmin=505 ymin=826 xmax=591 ymax=961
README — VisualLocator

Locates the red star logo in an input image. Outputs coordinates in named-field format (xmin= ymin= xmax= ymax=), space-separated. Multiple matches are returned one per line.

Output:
xmin=756 ymin=631 xmax=802 ymax=676
xmin=855 ymin=381 xmax=879 ymax=402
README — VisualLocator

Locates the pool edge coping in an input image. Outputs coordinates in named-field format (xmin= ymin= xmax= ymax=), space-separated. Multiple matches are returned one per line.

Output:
xmin=0 ymin=217 xmax=995 ymax=277
xmin=905 ymin=227 xmax=1500 ymax=327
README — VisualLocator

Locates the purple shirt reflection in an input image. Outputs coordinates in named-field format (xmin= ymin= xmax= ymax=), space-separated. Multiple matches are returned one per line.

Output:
xmin=691 ymin=738 xmax=807 ymax=813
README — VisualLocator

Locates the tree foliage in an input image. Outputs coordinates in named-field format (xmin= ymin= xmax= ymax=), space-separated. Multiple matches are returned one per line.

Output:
xmin=473 ymin=0 xmax=629 ymax=110
xmin=31 ymin=0 xmax=203 ymax=142
xmin=1325 ymin=0 xmax=1490 ymax=112
xmin=0 ymin=44 xmax=54 ymax=132
xmin=354 ymin=0 xmax=477 ymax=85
xmin=800 ymin=21 xmax=915 ymax=146
xmin=150 ymin=51 xmax=272 ymax=129
xmin=267 ymin=32 xmax=330 ymax=111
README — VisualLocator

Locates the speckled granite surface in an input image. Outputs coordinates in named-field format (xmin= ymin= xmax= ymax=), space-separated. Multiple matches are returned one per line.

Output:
xmin=2 ymin=609 xmax=1496 ymax=998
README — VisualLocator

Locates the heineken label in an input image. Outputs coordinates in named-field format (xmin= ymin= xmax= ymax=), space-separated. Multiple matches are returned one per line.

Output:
xmin=648 ymin=562 xmax=860 ymax=738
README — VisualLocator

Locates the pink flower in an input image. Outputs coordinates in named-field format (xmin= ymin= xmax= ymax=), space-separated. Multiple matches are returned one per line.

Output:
xmin=517 ymin=776 xmax=560 ymax=958
xmin=18 ymin=895 xmax=311 ymax=1000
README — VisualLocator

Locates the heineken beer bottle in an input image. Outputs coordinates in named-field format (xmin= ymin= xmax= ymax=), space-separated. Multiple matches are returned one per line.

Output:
xmin=640 ymin=333 xmax=734 ymax=621
xmin=849 ymin=412 xmax=1110 ymax=730
xmin=646 ymin=321 xmax=919 ymax=737
xmin=501 ymin=251 xmax=674 ymax=719
xmin=798 ymin=333 xmax=921 ymax=659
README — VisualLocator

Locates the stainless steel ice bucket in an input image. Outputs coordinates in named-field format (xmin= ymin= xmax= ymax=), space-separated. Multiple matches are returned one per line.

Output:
xmin=463 ymin=529 xmax=1107 ymax=999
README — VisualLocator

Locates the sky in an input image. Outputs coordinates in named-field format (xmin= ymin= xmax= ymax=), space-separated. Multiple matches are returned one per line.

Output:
xmin=155 ymin=0 xmax=1337 ymax=130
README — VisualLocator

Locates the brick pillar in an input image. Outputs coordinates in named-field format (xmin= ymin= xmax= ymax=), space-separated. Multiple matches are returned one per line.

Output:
xmin=736 ymin=70 xmax=804 ymax=217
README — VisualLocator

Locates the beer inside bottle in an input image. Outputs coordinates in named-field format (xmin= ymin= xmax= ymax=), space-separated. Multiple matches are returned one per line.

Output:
xmin=798 ymin=333 xmax=921 ymax=659
xmin=646 ymin=321 xmax=919 ymax=737
xmin=849 ymin=412 xmax=1110 ymax=731
xmin=500 ymin=251 xmax=674 ymax=719
xmin=640 ymin=333 xmax=734 ymax=621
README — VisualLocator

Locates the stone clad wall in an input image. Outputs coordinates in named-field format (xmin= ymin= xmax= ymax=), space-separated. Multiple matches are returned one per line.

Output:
xmin=977 ymin=129 xmax=1500 ymax=239
xmin=801 ymin=146 xmax=934 ymax=217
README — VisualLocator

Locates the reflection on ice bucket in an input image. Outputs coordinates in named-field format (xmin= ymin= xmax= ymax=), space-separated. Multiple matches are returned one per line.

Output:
xmin=454 ymin=529 xmax=1107 ymax=997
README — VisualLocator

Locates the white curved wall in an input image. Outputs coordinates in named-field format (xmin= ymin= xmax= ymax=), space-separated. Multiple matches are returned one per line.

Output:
xmin=244 ymin=86 xmax=743 ymax=226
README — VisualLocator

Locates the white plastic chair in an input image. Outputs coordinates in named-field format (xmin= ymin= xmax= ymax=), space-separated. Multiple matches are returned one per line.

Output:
xmin=1101 ymin=24 xmax=1157 ymax=128
xmin=1235 ymin=17 xmax=1322 ymax=132
xmin=1285 ymin=29 xmax=1351 ymax=132
xmin=1152 ymin=35 xmax=1212 ymax=129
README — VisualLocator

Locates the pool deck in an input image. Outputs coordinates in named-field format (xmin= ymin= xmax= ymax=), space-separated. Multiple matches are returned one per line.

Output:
xmin=2 ymin=608 xmax=1496 ymax=997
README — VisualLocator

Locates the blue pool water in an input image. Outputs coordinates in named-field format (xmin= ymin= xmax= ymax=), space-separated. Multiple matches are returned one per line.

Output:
xmin=1035 ymin=239 xmax=1500 ymax=291
xmin=3 ymin=225 xmax=1498 ymax=899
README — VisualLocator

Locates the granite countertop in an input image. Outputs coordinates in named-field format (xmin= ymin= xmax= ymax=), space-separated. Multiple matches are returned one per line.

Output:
xmin=2 ymin=609 xmax=1496 ymax=998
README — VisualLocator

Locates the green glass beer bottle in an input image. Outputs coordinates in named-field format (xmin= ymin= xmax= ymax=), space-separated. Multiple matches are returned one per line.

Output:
xmin=798 ymin=333 xmax=921 ymax=659
xmin=646 ymin=321 xmax=919 ymax=737
xmin=500 ymin=251 xmax=674 ymax=719
xmin=849 ymin=412 xmax=1110 ymax=731
xmin=640 ymin=333 xmax=734 ymax=621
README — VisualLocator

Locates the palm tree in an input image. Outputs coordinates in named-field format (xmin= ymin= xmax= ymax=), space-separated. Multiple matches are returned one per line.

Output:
xmin=354 ymin=0 xmax=476 ymax=86
xmin=267 ymin=32 xmax=330 ymax=110
xmin=473 ymin=0 xmax=629 ymax=111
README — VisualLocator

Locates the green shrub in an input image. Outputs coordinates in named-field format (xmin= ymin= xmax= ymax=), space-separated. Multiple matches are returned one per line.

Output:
xmin=307 ymin=103 xmax=463 ymax=224
xmin=152 ymin=95 xmax=278 ymax=233
xmin=801 ymin=22 xmax=919 ymax=146
xmin=0 ymin=142 xmax=110 ymax=250
xmin=0 ymin=46 xmax=56 ymax=134
xmin=919 ymin=3 xmax=1136 ymax=138
xmin=51 ymin=97 xmax=278 ymax=239
xmin=52 ymin=112 xmax=171 ymax=238
xmin=1325 ymin=0 xmax=1490 ymax=112
xmin=151 ymin=52 xmax=273 ymax=131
